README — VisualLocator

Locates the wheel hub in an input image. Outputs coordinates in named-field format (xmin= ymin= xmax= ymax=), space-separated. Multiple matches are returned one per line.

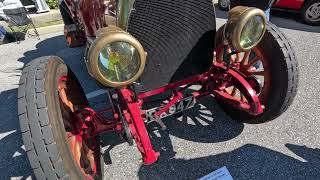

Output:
xmin=215 ymin=44 xmax=271 ymax=107
xmin=306 ymin=3 xmax=320 ymax=21
xmin=220 ymin=0 xmax=230 ymax=8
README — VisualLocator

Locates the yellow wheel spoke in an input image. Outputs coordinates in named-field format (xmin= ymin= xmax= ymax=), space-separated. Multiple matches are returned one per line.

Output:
xmin=240 ymin=93 xmax=244 ymax=101
xmin=231 ymin=87 xmax=237 ymax=96
xmin=246 ymin=56 xmax=260 ymax=70
xmin=236 ymin=53 xmax=241 ymax=63
xmin=241 ymin=50 xmax=251 ymax=65
xmin=251 ymin=71 xmax=265 ymax=76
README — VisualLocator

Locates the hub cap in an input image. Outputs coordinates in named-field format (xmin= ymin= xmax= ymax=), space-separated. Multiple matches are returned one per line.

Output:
xmin=306 ymin=2 xmax=320 ymax=22
xmin=216 ymin=46 xmax=271 ymax=105
xmin=219 ymin=0 xmax=230 ymax=8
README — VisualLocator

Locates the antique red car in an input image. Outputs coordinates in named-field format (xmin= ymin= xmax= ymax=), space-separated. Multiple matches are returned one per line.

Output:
xmin=18 ymin=0 xmax=299 ymax=179
xmin=218 ymin=0 xmax=320 ymax=25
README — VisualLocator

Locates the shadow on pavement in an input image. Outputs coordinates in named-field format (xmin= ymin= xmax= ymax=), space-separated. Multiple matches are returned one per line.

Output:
xmin=0 ymin=89 xmax=35 ymax=179
xmin=159 ymin=96 xmax=244 ymax=143
xmin=214 ymin=4 xmax=320 ymax=33
xmin=0 ymin=34 xmax=89 ymax=179
xmin=101 ymin=95 xmax=245 ymax=165
xmin=146 ymin=96 xmax=244 ymax=160
xmin=138 ymin=143 xmax=320 ymax=179
xmin=1 ymin=32 xmax=26 ymax=44
xmin=17 ymin=34 xmax=101 ymax=92
xmin=17 ymin=35 xmax=69 ymax=65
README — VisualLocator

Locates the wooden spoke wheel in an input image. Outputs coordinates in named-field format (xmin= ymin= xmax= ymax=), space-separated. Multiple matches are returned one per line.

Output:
xmin=18 ymin=56 xmax=103 ymax=179
xmin=215 ymin=23 xmax=299 ymax=123
xmin=58 ymin=76 xmax=101 ymax=180
xmin=216 ymin=44 xmax=271 ymax=106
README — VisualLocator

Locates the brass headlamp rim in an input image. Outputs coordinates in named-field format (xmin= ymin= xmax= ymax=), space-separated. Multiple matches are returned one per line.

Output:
xmin=224 ymin=6 xmax=267 ymax=52
xmin=96 ymin=25 xmax=124 ymax=37
xmin=89 ymin=29 xmax=146 ymax=88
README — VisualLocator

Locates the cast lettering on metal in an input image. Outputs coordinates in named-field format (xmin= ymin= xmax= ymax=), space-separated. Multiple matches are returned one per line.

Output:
xmin=145 ymin=96 xmax=195 ymax=121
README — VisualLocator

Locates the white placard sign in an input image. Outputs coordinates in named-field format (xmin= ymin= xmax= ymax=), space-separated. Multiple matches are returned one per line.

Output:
xmin=198 ymin=166 xmax=233 ymax=180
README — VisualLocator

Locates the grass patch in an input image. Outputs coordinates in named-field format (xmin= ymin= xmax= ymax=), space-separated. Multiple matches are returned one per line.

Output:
xmin=4 ymin=19 xmax=63 ymax=32
xmin=35 ymin=19 xmax=63 ymax=28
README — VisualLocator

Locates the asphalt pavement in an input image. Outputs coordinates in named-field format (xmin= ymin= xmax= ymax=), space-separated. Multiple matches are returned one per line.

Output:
xmin=0 ymin=7 xmax=320 ymax=180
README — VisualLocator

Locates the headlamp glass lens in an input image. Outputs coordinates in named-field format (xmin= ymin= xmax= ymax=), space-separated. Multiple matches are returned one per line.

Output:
xmin=240 ymin=15 xmax=265 ymax=49
xmin=98 ymin=42 xmax=140 ymax=82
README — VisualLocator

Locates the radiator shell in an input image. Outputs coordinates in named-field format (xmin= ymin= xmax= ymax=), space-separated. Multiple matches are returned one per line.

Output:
xmin=127 ymin=0 xmax=216 ymax=93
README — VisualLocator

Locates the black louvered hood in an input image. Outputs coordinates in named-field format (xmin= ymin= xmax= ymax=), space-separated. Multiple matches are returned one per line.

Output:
xmin=127 ymin=0 xmax=216 ymax=93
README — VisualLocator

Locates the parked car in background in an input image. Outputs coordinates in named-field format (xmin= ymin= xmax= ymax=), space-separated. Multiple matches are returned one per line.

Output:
xmin=218 ymin=0 xmax=320 ymax=25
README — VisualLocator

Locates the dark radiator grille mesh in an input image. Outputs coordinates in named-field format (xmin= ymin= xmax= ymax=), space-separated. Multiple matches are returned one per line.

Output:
xmin=127 ymin=0 xmax=216 ymax=92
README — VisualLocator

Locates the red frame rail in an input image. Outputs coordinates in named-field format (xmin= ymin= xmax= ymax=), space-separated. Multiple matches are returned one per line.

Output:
xmin=74 ymin=62 xmax=263 ymax=165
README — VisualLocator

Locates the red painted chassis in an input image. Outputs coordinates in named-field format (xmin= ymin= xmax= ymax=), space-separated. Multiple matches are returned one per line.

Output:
xmin=72 ymin=61 xmax=263 ymax=165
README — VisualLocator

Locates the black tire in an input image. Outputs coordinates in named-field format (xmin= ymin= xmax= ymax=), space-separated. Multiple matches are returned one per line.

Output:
xmin=18 ymin=56 xmax=103 ymax=179
xmin=218 ymin=0 xmax=230 ymax=11
xmin=300 ymin=0 xmax=320 ymax=26
xmin=215 ymin=22 xmax=299 ymax=123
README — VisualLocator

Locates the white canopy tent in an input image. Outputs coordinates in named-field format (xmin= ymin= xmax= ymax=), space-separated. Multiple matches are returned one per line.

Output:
xmin=0 ymin=0 xmax=49 ymax=19
xmin=32 ymin=0 xmax=50 ymax=13
xmin=0 ymin=0 xmax=23 ymax=20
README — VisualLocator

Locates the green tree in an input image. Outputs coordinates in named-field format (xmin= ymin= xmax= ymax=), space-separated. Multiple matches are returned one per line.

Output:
xmin=45 ymin=0 xmax=58 ymax=9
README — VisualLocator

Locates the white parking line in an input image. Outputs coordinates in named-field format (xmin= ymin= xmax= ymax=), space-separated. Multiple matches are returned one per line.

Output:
xmin=86 ymin=89 xmax=107 ymax=99
xmin=0 ymin=130 xmax=16 ymax=141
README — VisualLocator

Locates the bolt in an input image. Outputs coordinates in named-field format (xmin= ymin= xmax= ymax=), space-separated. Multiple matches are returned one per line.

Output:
xmin=114 ymin=113 xmax=119 ymax=119
xmin=112 ymin=94 xmax=118 ymax=100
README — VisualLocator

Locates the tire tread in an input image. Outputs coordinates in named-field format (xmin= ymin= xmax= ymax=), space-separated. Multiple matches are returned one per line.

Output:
xmin=215 ymin=22 xmax=299 ymax=123
xmin=267 ymin=22 xmax=299 ymax=115
xmin=18 ymin=56 xmax=68 ymax=179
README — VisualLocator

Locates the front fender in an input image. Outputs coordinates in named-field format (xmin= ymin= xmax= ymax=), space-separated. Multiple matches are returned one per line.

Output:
xmin=79 ymin=0 xmax=107 ymax=37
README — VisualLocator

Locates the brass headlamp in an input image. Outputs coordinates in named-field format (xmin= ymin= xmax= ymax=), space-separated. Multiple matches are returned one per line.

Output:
xmin=88 ymin=26 xmax=146 ymax=88
xmin=224 ymin=6 xmax=267 ymax=52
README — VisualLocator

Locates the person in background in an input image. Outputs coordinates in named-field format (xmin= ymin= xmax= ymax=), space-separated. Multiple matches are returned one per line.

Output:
xmin=230 ymin=0 xmax=277 ymax=20
xmin=0 ymin=25 xmax=6 ymax=42
xmin=229 ymin=0 xmax=278 ymax=70
xmin=107 ymin=0 xmax=116 ymax=16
